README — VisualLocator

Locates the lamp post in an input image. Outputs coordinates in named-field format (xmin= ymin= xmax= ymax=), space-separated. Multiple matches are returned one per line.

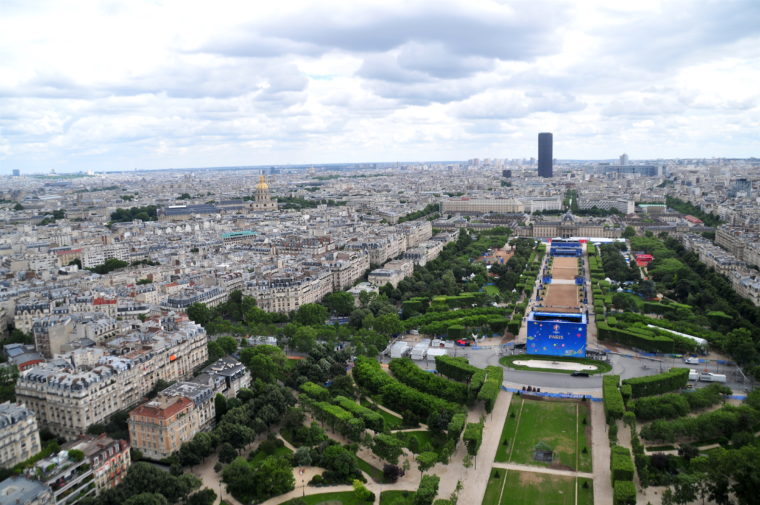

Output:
xmin=302 ymin=478 xmax=305 ymax=497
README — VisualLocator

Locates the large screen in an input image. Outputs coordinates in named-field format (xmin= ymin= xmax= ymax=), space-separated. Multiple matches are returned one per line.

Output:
xmin=527 ymin=320 xmax=587 ymax=357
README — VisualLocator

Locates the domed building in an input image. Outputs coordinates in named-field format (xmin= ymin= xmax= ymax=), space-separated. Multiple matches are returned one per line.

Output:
xmin=248 ymin=175 xmax=278 ymax=212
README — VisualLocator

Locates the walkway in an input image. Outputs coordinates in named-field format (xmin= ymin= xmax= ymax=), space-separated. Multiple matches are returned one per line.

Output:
xmin=439 ymin=390 xmax=512 ymax=505
xmin=491 ymin=461 xmax=593 ymax=479
xmin=590 ymin=401 xmax=613 ymax=505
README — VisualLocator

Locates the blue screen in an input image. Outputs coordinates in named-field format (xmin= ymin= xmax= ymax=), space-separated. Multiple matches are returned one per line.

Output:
xmin=527 ymin=320 xmax=587 ymax=357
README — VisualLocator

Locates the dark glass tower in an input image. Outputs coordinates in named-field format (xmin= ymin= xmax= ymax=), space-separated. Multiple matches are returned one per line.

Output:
xmin=538 ymin=132 xmax=553 ymax=178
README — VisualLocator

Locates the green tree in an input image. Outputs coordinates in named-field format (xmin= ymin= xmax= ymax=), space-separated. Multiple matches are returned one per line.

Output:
xmin=214 ymin=394 xmax=228 ymax=422
xmin=323 ymin=292 xmax=355 ymax=316
xmin=123 ymin=493 xmax=168 ymax=505
xmin=187 ymin=303 xmax=212 ymax=326
xmin=293 ymin=303 xmax=328 ymax=326
xmin=622 ymin=226 xmax=636 ymax=239
xmin=216 ymin=336 xmax=237 ymax=355
xmin=372 ymin=313 xmax=404 ymax=337
xmin=240 ymin=345 xmax=286 ymax=382
xmin=186 ymin=489 xmax=217 ymax=505
xmin=252 ymin=456 xmax=295 ymax=500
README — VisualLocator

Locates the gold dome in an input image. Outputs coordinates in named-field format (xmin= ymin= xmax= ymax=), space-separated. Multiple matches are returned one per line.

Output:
xmin=256 ymin=175 xmax=269 ymax=190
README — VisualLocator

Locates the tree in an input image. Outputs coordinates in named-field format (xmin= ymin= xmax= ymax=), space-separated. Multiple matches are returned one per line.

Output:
xmin=123 ymin=493 xmax=168 ymax=505
xmin=320 ymin=445 xmax=358 ymax=482
xmin=352 ymin=479 xmax=373 ymax=502
xmin=323 ymin=292 xmax=355 ymax=316
xmin=622 ymin=226 xmax=636 ymax=239
xmin=329 ymin=375 xmax=356 ymax=399
xmin=218 ymin=442 xmax=237 ymax=464
xmin=186 ymin=489 xmax=217 ymax=505
xmin=240 ymin=345 xmax=286 ymax=382
xmin=214 ymin=394 xmax=228 ymax=422
xmin=253 ymin=456 xmax=295 ymax=500
xmin=417 ymin=452 xmax=438 ymax=473
xmin=291 ymin=326 xmax=318 ymax=352
xmin=222 ymin=457 xmax=257 ymax=503
xmin=372 ymin=313 xmax=403 ymax=337
xmin=187 ymin=303 xmax=212 ymax=326
xmin=293 ymin=303 xmax=328 ymax=326
xmin=294 ymin=447 xmax=312 ymax=467
xmin=216 ymin=336 xmax=237 ymax=355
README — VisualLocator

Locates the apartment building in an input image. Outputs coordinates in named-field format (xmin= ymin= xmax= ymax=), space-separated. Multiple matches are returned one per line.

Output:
xmin=0 ymin=477 xmax=54 ymax=505
xmin=441 ymin=198 xmax=524 ymax=214
xmin=194 ymin=356 xmax=251 ymax=399
xmin=127 ymin=396 xmax=195 ymax=460
xmin=0 ymin=402 xmax=42 ymax=468
xmin=245 ymin=269 xmax=333 ymax=313
xmin=15 ymin=319 xmax=208 ymax=439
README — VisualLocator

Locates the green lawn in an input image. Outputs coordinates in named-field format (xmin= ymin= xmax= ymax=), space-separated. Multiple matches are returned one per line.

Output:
xmin=281 ymin=491 xmax=373 ymax=505
xmin=503 ymin=398 xmax=586 ymax=471
xmin=380 ymin=490 xmax=415 ymax=505
xmin=494 ymin=397 xmax=523 ymax=462
xmin=499 ymin=355 xmax=612 ymax=375
xmin=481 ymin=468 xmax=507 ymax=505
xmin=483 ymin=285 xmax=501 ymax=296
xmin=576 ymin=403 xmax=592 ymax=473
xmin=356 ymin=457 xmax=386 ymax=483
xmin=248 ymin=445 xmax=293 ymax=466
xmin=577 ymin=478 xmax=594 ymax=505
xmin=501 ymin=471 xmax=576 ymax=505
xmin=359 ymin=398 xmax=404 ymax=430
xmin=393 ymin=430 xmax=434 ymax=453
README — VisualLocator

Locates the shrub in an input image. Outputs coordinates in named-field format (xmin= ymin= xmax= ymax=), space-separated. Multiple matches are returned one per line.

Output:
xmin=613 ymin=480 xmax=636 ymax=505
xmin=389 ymin=358 xmax=468 ymax=404
xmin=415 ymin=475 xmax=440 ymax=505
xmin=434 ymin=355 xmax=478 ymax=382
xmin=622 ymin=368 xmax=689 ymax=398
xmin=603 ymin=375 xmax=624 ymax=423
xmin=299 ymin=381 xmax=330 ymax=401
xmin=334 ymin=396 xmax=385 ymax=432
xmin=610 ymin=445 xmax=635 ymax=482
xmin=463 ymin=421 xmax=484 ymax=455
xmin=447 ymin=413 xmax=466 ymax=440
xmin=477 ymin=366 xmax=503 ymax=413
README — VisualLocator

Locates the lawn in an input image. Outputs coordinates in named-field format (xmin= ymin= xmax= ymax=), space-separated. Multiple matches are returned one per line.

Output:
xmin=499 ymin=355 xmax=612 ymax=375
xmin=483 ymin=285 xmax=501 ymax=297
xmin=576 ymin=403 xmax=592 ymax=473
xmin=356 ymin=457 xmax=386 ymax=483
xmin=380 ymin=490 xmax=415 ymax=505
xmin=248 ymin=445 xmax=293 ymax=466
xmin=577 ymin=477 xmax=594 ymax=505
xmin=500 ymin=471 xmax=576 ymax=505
xmin=393 ymin=430 xmax=435 ymax=453
xmin=281 ymin=491 xmax=373 ymax=505
xmin=494 ymin=397 xmax=523 ymax=462
xmin=359 ymin=398 xmax=404 ymax=429
xmin=502 ymin=398 xmax=587 ymax=471
xmin=481 ymin=468 xmax=507 ymax=505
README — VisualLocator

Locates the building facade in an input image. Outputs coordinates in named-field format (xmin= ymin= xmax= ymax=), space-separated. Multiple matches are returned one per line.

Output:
xmin=0 ymin=402 xmax=42 ymax=468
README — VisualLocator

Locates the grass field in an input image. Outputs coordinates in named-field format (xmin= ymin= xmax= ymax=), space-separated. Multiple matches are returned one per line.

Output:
xmin=483 ymin=285 xmax=501 ymax=296
xmin=380 ymin=490 xmax=415 ymax=505
xmin=501 ymin=471 xmax=576 ymax=505
xmin=356 ymin=457 xmax=386 ymax=483
xmin=481 ymin=470 xmax=590 ymax=505
xmin=494 ymin=398 xmax=522 ymax=462
xmin=281 ymin=491 xmax=373 ymax=505
xmin=248 ymin=445 xmax=293 ymax=466
xmin=499 ymin=355 xmax=612 ymax=375
xmin=495 ymin=397 xmax=590 ymax=471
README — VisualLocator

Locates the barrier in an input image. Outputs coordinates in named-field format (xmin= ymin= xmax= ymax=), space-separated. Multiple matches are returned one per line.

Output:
xmin=501 ymin=385 xmax=602 ymax=401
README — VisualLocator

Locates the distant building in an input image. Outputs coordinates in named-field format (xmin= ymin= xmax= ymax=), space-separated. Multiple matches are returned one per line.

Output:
xmin=538 ymin=132 xmax=553 ymax=178
xmin=0 ymin=476 xmax=53 ymax=505
xmin=247 ymin=175 xmax=278 ymax=212
xmin=0 ymin=402 xmax=42 ymax=468
xmin=128 ymin=396 xmax=196 ymax=460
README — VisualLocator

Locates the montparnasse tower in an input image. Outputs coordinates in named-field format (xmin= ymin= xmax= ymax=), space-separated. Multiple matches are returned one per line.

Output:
xmin=249 ymin=174 xmax=278 ymax=212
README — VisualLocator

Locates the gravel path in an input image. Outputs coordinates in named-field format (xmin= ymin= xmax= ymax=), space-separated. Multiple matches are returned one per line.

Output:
xmin=491 ymin=461 xmax=593 ymax=479
xmin=591 ymin=401 xmax=613 ymax=505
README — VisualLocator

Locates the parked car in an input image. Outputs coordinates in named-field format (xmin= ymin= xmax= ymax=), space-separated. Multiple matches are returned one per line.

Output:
xmin=455 ymin=339 xmax=471 ymax=347
xmin=571 ymin=371 xmax=590 ymax=377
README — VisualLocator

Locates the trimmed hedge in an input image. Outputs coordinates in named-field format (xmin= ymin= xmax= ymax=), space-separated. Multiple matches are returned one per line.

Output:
xmin=389 ymin=358 xmax=468 ymax=404
xmin=622 ymin=368 xmax=689 ymax=398
xmin=603 ymin=375 xmax=624 ymax=423
xmin=372 ymin=433 xmax=404 ymax=464
xmin=447 ymin=412 xmax=466 ymax=440
xmin=640 ymin=404 xmax=760 ymax=443
xmin=597 ymin=321 xmax=674 ymax=353
xmin=613 ymin=480 xmax=636 ymax=505
xmin=610 ymin=445 xmax=635 ymax=482
xmin=299 ymin=381 xmax=330 ymax=401
xmin=435 ymin=355 xmax=478 ymax=382
xmin=477 ymin=366 xmax=503 ymax=413
xmin=416 ymin=475 xmax=440 ymax=505
xmin=353 ymin=357 xmax=461 ymax=421
xmin=334 ymin=396 xmax=385 ymax=432
xmin=463 ymin=421 xmax=484 ymax=455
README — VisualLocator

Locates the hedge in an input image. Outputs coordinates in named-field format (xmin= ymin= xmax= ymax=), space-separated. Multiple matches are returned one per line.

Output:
xmin=639 ymin=404 xmax=760 ymax=443
xmin=613 ymin=480 xmax=636 ymax=505
xmin=620 ymin=384 xmax=632 ymax=403
xmin=603 ymin=375 xmax=624 ymax=423
xmin=610 ymin=445 xmax=635 ymax=482
xmin=622 ymin=368 xmax=689 ymax=398
xmin=389 ymin=358 xmax=468 ymax=404
xmin=597 ymin=321 xmax=674 ymax=353
xmin=463 ymin=421 xmax=484 ymax=455
xmin=447 ymin=413 xmax=466 ymax=440
xmin=416 ymin=475 xmax=440 ymax=505
xmin=354 ymin=358 xmax=461 ymax=421
xmin=477 ymin=366 xmax=503 ymax=413
xmin=334 ymin=396 xmax=385 ymax=432
xmin=372 ymin=433 xmax=404 ymax=464
xmin=299 ymin=381 xmax=330 ymax=401
xmin=435 ymin=355 xmax=478 ymax=382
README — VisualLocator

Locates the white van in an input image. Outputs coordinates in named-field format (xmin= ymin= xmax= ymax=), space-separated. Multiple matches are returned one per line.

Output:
xmin=699 ymin=372 xmax=727 ymax=383
xmin=684 ymin=357 xmax=700 ymax=365
xmin=688 ymin=369 xmax=699 ymax=381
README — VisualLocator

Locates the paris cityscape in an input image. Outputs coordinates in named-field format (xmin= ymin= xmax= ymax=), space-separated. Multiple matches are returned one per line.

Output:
xmin=1 ymin=2 xmax=760 ymax=505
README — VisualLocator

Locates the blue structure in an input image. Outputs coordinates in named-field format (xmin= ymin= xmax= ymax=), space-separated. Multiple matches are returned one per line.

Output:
xmin=550 ymin=240 xmax=582 ymax=257
xmin=527 ymin=311 xmax=587 ymax=357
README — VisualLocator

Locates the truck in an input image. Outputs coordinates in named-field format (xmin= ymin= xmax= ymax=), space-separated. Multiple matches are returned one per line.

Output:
xmin=688 ymin=369 xmax=699 ymax=381
xmin=699 ymin=372 xmax=727 ymax=383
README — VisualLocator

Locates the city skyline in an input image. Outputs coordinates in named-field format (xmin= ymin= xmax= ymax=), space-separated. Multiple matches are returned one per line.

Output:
xmin=1 ymin=0 xmax=760 ymax=172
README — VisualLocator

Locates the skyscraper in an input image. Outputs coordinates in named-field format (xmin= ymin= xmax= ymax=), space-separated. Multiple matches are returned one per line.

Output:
xmin=538 ymin=132 xmax=553 ymax=178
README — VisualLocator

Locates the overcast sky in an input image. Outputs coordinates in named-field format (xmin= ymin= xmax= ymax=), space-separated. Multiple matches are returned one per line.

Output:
xmin=2 ymin=0 xmax=759 ymax=172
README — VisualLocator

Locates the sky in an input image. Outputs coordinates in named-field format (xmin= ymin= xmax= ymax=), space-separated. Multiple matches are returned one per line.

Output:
xmin=1 ymin=0 xmax=759 ymax=173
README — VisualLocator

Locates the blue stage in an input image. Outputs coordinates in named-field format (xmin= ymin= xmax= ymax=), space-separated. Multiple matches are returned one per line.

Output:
xmin=526 ymin=310 xmax=588 ymax=357
xmin=550 ymin=240 xmax=582 ymax=257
